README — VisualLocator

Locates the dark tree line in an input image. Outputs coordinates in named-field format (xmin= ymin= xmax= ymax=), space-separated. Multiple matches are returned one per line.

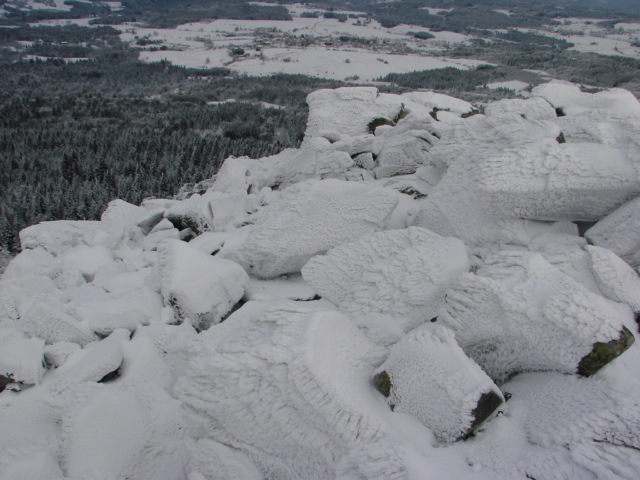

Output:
xmin=0 ymin=27 xmax=344 ymax=253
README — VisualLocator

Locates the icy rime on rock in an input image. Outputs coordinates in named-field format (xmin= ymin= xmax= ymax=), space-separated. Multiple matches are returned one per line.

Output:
xmin=1 ymin=81 xmax=640 ymax=479
xmin=302 ymin=227 xmax=470 ymax=329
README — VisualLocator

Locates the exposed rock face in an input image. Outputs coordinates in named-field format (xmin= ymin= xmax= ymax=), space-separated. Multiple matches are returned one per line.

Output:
xmin=224 ymin=179 xmax=399 ymax=278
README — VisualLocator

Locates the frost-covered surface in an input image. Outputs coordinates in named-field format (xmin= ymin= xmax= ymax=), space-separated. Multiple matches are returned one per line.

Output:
xmin=441 ymin=251 xmax=631 ymax=382
xmin=159 ymin=239 xmax=249 ymax=329
xmin=586 ymin=195 xmax=640 ymax=269
xmin=478 ymin=140 xmax=640 ymax=221
xmin=2 ymin=84 xmax=640 ymax=479
xmin=376 ymin=325 xmax=503 ymax=444
xmin=302 ymin=227 xmax=469 ymax=330
xmin=223 ymin=178 xmax=399 ymax=278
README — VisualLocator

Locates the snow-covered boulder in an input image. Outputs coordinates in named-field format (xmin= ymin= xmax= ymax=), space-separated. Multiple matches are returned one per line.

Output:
xmin=440 ymin=251 xmax=634 ymax=381
xmin=101 ymin=199 xmax=153 ymax=232
xmin=74 ymin=287 xmax=164 ymax=335
xmin=158 ymin=239 xmax=249 ymax=329
xmin=19 ymin=220 xmax=103 ymax=257
xmin=226 ymin=179 xmax=399 ymax=278
xmin=302 ymin=227 xmax=469 ymax=329
xmin=374 ymin=325 xmax=503 ymax=443
xmin=586 ymin=245 xmax=640 ymax=312
xmin=402 ymin=91 xmax=475 ymax=117
xmin=373 ymin=131 xmax=433 ymax=179
xmin=0 ymin=329 xmax=45 ymax=385
xmin=478 ymin=140 xmax=640 ymax=221
xmin=532 ymin=80 xmax=640 ymax=117
xmin=483 ymin=97 xmax=557 ymax=121
xmin=58 ymin=245 xmax=116 ymax=282
xmin=527 ymin=234 xmax=640 ymax=312
xmin=211 ymin=137 xmax=355 ymax=197
xmin=21 ymin=303 xmax=94 ymax=346
xmin=59 ymin=383 xmax=187 ymax=480
xmin=177 ymin=304 xmax=414 ymax=480
xmin=412 ymin=113 xmax=578 ymax=246
xmin=586 ymin=195 xmax=640 ymax=269
xmin=305 ymin=87 xmax=405 ymax=139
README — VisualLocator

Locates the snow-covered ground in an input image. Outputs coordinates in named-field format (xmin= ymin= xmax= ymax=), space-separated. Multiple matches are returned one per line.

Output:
xmin=487 ymin=80 xmax=531 ymax=92
xmin=514 ymin=20 xmax=640 ymax=59
xmin=2 ymin=81 xmax=640 ymax=480
xmin=140 ymin=45 xmax=486 ymax=81
xmin=3 ymin=0 xmax=72 ymax=12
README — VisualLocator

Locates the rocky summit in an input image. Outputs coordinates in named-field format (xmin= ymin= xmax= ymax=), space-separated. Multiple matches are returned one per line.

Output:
xmin=2 ymin=81 xmax=640 ymax=480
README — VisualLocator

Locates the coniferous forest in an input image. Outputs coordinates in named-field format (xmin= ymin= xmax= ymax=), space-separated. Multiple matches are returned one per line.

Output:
xmin=0 ymin=26 xmax=344 ymax=253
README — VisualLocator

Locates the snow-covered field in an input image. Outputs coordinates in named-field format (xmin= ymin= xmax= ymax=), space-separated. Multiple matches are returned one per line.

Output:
xmin=487 ymin=80 xmax=531 ymax=93
xmin=140 ymin=45 xmax=485 ymax=81
xmin=515 ymin=20 xmax=640 ymax=59
xmin=2 ymin=81 xmax=640 ymax=480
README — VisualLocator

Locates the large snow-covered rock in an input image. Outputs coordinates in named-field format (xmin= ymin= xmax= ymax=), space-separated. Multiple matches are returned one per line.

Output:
xmin=586 ymin=195 xmax=640 ymax=269
xmin=440 ymin=251 xmax=634 ymax=381
xmin=305 ymin=87 xmax=405 ymax=139
xmin=74 ymin=287 xmax=164 ymax=335
xmin=373 ymin=131 xmax=433 ymax=179
xmin=158 ymin=239 xmax=249 ymax=329
xmin=225 ymin=179 xmax=399 ymax=278
xmin=302 ymin=227 xmax=469 ymax=329
xmin=21 ymin=303 xmax=94 ymax=346
xmin=412 ymin=112 xmax=578 ymax=246
xmin=0 ymin=329 xmax=45 ymax=385
xmin=19 ymin=220 xmax=104 ymax=257
xmin=177 ymin=304 xmax=401 ymax=480
xmin=483 ymin=97 xmax=557 ymax=121
xmin=211 ymin=137 xmax=355 ymax=196
xmin=532 ymin=80 xmax=640 ymax=117
xmin=59 ymin=383 xmax=187 ymax=480
xmin=374 ymin=325 xmax=503 ymax=444
xmin=478 ymin=140 xmax=640 ymax=221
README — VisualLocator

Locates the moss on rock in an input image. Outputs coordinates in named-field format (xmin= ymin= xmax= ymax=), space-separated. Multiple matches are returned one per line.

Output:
xmin=577 ymin=326 xmax=635 ymax=376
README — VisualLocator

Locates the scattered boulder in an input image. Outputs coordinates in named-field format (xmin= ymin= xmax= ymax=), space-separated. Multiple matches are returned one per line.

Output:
xmin=483 ymin=97 xmax=557 ymax=121
xmin=75 ymin=287 xmax=164 ymax=335
xmin=532 ymin=80 xmax=640 ymax=117
xmin=586 ymin=195 xmax=640 ymax=269
xmin=21 ymin=303 xmax=94 ymax=346
xmin=478 ymin=140 xmax=640 ymax=221
xmin=158 ymin=239 xmax=249 ymax=330
xmin=177 ymin=304 xmax=397 ymax=480
xmin=19 ymin=220 xmax=103 ymax=257
xmin=226 ymin=179 xmax=398 ymax=278
xmin=440 ymin=251 xmax=633 ymax=382
xmin=302 ymin=227 xmax=469 ymax=329
xmin=374 ymin=325 xmax=504 ymax=443
xmin=0 ymin=329 xmax=45 ymax=385
xmin=305 ymin=87 xmax=405 ymax=139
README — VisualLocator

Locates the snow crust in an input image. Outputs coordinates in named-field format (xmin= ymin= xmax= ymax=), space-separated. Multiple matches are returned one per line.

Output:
xmin=2 ymin=83 xmax=640 ymax=479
